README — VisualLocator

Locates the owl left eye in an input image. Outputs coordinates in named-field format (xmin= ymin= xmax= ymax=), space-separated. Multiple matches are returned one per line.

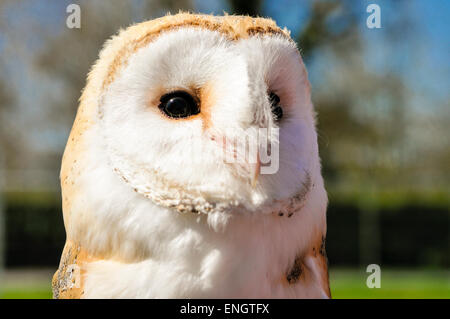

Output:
xmin=158 ymin=91 xmax=200 ymax=119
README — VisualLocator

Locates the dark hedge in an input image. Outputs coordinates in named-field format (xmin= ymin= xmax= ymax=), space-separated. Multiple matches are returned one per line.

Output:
xmin=3 ymin=195 xmax=449 ymax=268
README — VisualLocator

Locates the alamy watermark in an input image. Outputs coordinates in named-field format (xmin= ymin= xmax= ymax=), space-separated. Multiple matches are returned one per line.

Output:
xmin=66 ymin=4 xmax=81 ymax=29
xmin=175 ymin=127 xmax=280 ymax=176
xmin=366 ymin=4 xmax=381 ymax=29
xmin=366 ymin=264 xmax=381 ymax=288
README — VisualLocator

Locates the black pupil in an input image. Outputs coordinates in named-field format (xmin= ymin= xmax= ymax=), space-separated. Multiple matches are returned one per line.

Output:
xmin=269 ymin=92 xmax=283 ymax=121
xmin=166 ymin=97 xmax=189 ymax=117
xmin=159 ymin=91 xmax=199 ymax=119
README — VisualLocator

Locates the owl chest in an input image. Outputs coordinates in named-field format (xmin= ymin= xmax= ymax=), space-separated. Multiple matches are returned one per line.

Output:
xmin=81 ymin=212 xmax=323 ymax=298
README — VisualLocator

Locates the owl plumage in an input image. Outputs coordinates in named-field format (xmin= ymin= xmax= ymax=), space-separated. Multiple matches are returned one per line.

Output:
xmin=52 ymin=13 xmax=330 ymax=299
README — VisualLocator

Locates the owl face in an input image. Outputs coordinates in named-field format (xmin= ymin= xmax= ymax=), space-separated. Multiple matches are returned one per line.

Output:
xmin=92 ymin=18 xmax=320 ymax=215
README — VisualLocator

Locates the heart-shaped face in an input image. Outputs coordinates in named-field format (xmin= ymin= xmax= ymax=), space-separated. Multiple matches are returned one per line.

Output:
xmin=94 ymin=25 xmax=318 ymax=213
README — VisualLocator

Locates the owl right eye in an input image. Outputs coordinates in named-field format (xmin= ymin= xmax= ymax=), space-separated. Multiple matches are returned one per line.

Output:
xmin=158 ymin=91 xmax=200 ymax=119
xmin=269 ymin=92 xmax=283 ymax=121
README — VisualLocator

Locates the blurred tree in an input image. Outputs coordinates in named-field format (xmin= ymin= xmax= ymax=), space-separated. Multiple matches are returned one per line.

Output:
xmin=293 ymin=1 xmax=415 ymax=191
xmin=0 ymin=82 xmax=20 ymax=170
xmin=0 ymin=1 xmax=26 ymax=170
xmin=297 ymin=1 xmax=355 ymax=60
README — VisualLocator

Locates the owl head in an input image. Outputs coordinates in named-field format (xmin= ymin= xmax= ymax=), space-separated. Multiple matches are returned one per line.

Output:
xmin=61 ymin=13 xmax=326 ymax=239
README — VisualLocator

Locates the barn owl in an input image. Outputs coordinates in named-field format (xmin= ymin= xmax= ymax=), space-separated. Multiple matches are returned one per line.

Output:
xmin=52 ymin=13 xmax=330 ymax=299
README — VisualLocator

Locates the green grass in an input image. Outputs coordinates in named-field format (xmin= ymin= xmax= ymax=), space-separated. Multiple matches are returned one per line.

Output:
xmin=1 ymin=268 xmax=449 ymax=299
xmin=1 ymin=281 xmax=52 ymax=299
xmin=2 ymin=288 xmax=52 ymax=299
xmin=330 ymin=268 xmax=450 ymax=299
xmin=1 ymin=269 xmax=53 ymax=299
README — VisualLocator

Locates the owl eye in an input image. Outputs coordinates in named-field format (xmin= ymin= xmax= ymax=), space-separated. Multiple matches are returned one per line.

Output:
xmin=158 ymin=91 xmax=199 ymax=119
xmin=269 ymin=92 xmax=283 ymax=121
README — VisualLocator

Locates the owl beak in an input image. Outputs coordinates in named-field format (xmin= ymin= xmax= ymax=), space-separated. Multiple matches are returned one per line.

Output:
xmin=251 ymin=154 xmax=261 ymax=188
